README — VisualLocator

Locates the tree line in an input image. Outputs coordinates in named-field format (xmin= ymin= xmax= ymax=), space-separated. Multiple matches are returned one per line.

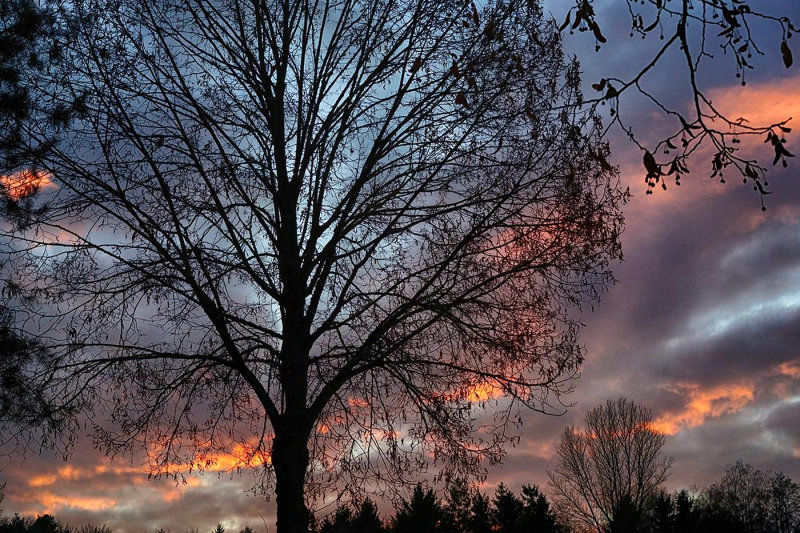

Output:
xmin=2 ymin=460 xmax=798 ymax=533
xmin=317 ymin=460 xmax=800 ymax=533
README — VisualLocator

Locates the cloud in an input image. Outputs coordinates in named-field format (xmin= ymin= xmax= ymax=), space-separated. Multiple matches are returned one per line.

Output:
xmin=533 ymin=66 xmax=800 ymax=495
xmin=653 ymin=382 xmax=756 ymax=435
xmin=0 ymin=439 xmax=276 ymax=533
xmin=709 ymin=74 xmax=800 ymax=129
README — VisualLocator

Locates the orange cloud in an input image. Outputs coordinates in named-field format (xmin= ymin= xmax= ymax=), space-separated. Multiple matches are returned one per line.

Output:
xmin=24 ymin=492 xmax=117 ymax=514
xmin=0 ymin=169 xmax=54 ymax=200
xmin=466 ymin=382 xmax=502 ymax=402
xmin=26 ymin=464 xmax=140 ymax=488
xmin=654 ymin=382 xmax=755 ymax=435
xmin=430 ymin=381 xmax=504 ymax=404
xmin=710 ymin=74 xmax=800 ymax=129
xmin=347 ymin=397 xmax=370 ymax=408
xmin=159 ymin=479 xmax=203 ymax=504
xmin=777 ymin=360 xmax=800 ymax=379
xmin=623 ymin=74 xmax=800 ymax=219
xmin=141 ymin=433 xmax=273 ymax=479
xmin=27 ymin=474 xmax=58 ymax=488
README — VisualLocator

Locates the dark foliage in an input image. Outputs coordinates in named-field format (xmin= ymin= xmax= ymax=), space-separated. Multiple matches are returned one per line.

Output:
xmin=392 ymin=486 xmax=441 ymax=533
xmin=0 ymin=304 xmax=75 ymax=451
xmin=519 ymin=484 xmax=562 ymax=533
xmin=0 ymin=0 xmax=72 ymax=174
xmin=604 ymin=495 xmax=644 ymax=533
xmin=319 ymin=500 xmax=383 ymax=533
xmin=0 ymin=514 xmax=110 ymax=533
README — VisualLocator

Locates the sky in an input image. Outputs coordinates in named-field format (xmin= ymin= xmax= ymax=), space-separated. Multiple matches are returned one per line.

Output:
xmin=2 ymin=1 xmax=800 ymax=532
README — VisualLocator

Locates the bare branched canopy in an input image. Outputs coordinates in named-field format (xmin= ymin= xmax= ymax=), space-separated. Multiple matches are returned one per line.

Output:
xmin=548 ymin=398 xmax=672 ymax=532
xmin=1 ymin=0 xmax=624 ymax=531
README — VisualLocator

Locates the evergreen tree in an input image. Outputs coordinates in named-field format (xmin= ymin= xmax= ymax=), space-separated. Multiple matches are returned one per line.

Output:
xmin=28 ymin=516 xmax=61 ymax=533
xmin=392 ymin=485 xmax=442 ymax=533
xmin=319 ymin=506 xmax=353 ymax=533
xmin=441 ymin=479 xmax=472 ymax=533
xmin=520 ymin=485 xmax=560 ymax=533
xmin=492 ymin=484 xmax=523 ymax=533
xmin=673 ymin=490 xmax=697 ymax=533
xmin=0 ymin=515 xmax=34 ymax=533
xmin=604 ymin=495 xmax=643 ymax=533
xmin=352 ymin=500 xmax=384 ymax=533
xmin=467 ymin=491 xmax=493 ymax=533
xmin=650 ymin=491 xmax=674 ymax=533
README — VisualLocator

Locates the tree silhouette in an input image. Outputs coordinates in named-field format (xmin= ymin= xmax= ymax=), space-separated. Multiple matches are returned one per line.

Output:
xmin=697 ymin=461 xmax=800 ymax=533
xmin=0 ymin=1 xmax=626 ymax=532
xmin=704 ymin=461 xmax=769 ymax=533
xmin=28 ymin=516 xmax=60 ymax=533
xmin=603 ymin=495 xmax=643 ymax=533
xmin=0 ymin=0 xmax=77 ymax=180
xmin=351 ymin=500 xmax=384 ymax=533
xmin=768 ymin=471 xmax=800 ymax=533
xmin=392 ymin=485 xmax=442 ymax=533
xmin=466 ymin=491 xmax=493 ymax=533
xmin=491 ymin=483 xmax=523 ymax=533
xmin=519 ymin=484 xmax=561 ymax=533
xmin=318 ymin=506 xmax=353 ymax=533
xmin=441 ymin=479 xmax=471 ymax=533
xmin=319 ymin=500 xmax=383 ymax=533
xmin=650 ymin=491 xmax=674 ymax=533
xmin=672 ymin=489 xmax=699 ymax=533
xmin=0 ymin=303 xmax=73 ymax=452
xmin=1 ymin=0 xmax=48 ymax=170
xmin=548 ymin=398 xmax=671 ymax=532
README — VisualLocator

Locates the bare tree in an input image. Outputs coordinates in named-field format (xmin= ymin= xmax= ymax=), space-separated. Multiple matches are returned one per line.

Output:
xmin=0 ymin=1 xmax=624 ymax=532
xmin=702 ymin=461 xmax=800 ymax=533
xmin=548 ymin=398 xmax=671 ymax=532
xmin=769 ymin=471 xmax=800 ymax=533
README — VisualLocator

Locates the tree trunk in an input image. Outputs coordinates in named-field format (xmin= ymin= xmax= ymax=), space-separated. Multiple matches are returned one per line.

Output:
xmin=273 ymin=420 xmax=312 ymax=533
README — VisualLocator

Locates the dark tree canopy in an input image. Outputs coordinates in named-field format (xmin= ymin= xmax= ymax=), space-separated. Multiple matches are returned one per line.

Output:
xmin=701 ymin=461 xmax=800 ymax=533
xmin=0 ymin=0 xmax=75 ymax=174
xmin=548 ymin=398 xmax=671 ymax=532
xmin=0 ymin=0 xmax=624 ymax=532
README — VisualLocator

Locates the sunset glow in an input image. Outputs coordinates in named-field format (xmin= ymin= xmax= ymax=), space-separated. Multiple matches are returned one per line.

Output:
xmin=0 ymin=169 xmax=54 ymax=200
xmin=33 ymin=493 xmax=117 ymax=513
xmin=653 ymin=383 xmax=756 ymax=435
xmin=778 ymin=361 xmax=800 ymax=379
xmin=177 ymin=444 xmax=272 ymax=472
xmin=466 ymin=382 xmax=502 ymax=402
xmin=710 ymin=74 xmax=800 ymax=127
